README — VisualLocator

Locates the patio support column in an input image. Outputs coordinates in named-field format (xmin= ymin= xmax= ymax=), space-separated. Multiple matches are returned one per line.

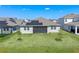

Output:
xmin=75 ymin=26 xmax=77 ymax=34
xmin=1 ymin=28 xmax=3 ymax=34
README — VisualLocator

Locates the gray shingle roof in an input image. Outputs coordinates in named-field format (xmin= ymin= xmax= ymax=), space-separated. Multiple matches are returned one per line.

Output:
xmin=63 ymin=13 xmax=79 ymax=19
xmin=0 ymin=17 xmax=60 ymax=27
xmin=0 ymin=21 xmax=7 ymax=27
xmin=6 ymin=20 xmax=17 ymax=26
xmin=65 ymin=22 xmax=79 ymax=26
xmin=0 ymin=17 xmax=26 ymax=27
xmin=0 ymin=20 xmax=17 ymax=27
xmin=26 ymin=17 xmax=60 ymax=26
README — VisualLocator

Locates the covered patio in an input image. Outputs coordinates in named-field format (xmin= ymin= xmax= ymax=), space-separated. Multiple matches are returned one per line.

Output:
xmin=71 ymin=26 xmax=79 ymax=35
xmin=65 ymin=22 xmax=79 ymax=35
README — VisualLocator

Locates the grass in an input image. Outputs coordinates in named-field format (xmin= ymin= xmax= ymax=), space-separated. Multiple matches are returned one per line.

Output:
xmin=0 ymin=30 xmax=79 ymax=52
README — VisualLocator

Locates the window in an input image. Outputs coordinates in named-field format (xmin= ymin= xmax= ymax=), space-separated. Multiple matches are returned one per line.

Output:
xmin=27 ymin=27 xmax=29 ymax=30
xmin=51 ymin=26 xmax=56 ymax=30
xmin=68 ymin=26 xmax=71 ymax=29
xmin=24 ymin=27 xmax=30 ymax=30
xmin=13 ymin=27 xmax=16 ymax=31
xmin=53 ymin=26 xmax=56 ymax=30
xmin=6 ymin=28 xmax=9 ymax=31
xmin=24 ymin=27 xmax=26 ymax=30
xmin=3 ymin=28 xmax=9 ymax=31
xmin=65 ymin=19 xmax=67 ymax=22
xmin=4 ymin=28 xmax=6 ymax=31
xmin=51 ymin=26 xmax=53 ymax=29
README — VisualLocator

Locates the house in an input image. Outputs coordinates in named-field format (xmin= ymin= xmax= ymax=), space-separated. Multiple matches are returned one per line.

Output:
xmin=0 ymin=17 xmax=26 ymax=34
xmin=20 ymin=17 xmax=60 ymax=34
xmin=0 ymin=20 xmax=17 ymax=34
xmin=58 ymin=13 xmax=79 ymax=35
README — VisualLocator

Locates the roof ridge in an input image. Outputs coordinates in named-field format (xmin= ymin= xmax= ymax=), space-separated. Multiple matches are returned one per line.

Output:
xmin=63 ymin=13 xmax=79 ymax=18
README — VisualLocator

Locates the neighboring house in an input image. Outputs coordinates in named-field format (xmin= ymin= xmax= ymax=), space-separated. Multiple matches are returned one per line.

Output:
xmin=20 ymin=17 xmax=60 ymax=34
xmin=0 ymin=20 xmax=17 ymax=34
xmin=58 ymin=13 xmax=79 ymax=35
xmin=0 ymin=17 xmax=26 ymax=34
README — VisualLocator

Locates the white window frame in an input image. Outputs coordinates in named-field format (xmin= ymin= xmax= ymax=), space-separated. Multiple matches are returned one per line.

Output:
xmin=24 ymin=26 xmax=30 ymax=31
xmin=51 ymin=26 xmax=56 ymax=30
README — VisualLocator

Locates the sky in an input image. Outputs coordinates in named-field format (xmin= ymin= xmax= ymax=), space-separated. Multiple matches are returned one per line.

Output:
xmin=0 ymin=5 xmax=79 ymax=20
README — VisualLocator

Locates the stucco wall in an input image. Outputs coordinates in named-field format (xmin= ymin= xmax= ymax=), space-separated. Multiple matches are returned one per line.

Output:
xmin=20 ymin=26 xmax=33 ymax=34
xmin=47 ymin=26 xmax=60 ymax=33
xmin=20 ymin=26 xmax=60 ymax=34
xmin=58 ymin=18 xmax=64 ymax=28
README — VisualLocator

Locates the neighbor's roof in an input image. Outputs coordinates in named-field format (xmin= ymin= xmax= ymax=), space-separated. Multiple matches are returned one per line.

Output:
xmin=63 ymin=13 xmax=79 ymax=19
xmin=6 ymin=20 xmax=17 ymax=26
xmin=0 ymin=20 xmax=17 ymax=27
xmin=0 ymin=17 xmax=27 ymax=27
xmin=14 ymin=19 xmax=26 ymax=25
xmin=25 ymin=17 xmax=60 ymax=26
xmin=65 ymin=22 xmax=79 ymax=26
xmin=0 ymin=17 xmax=17 ymax=27
xmin=0 ymin=21 xmax=8 ymax=27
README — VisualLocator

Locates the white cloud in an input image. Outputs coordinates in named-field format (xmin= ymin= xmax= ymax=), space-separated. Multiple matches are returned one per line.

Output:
xmin=45 ymin=8 xmax=50 ymax=10
xmin=22 ymin=8 xmax=31 ymax=11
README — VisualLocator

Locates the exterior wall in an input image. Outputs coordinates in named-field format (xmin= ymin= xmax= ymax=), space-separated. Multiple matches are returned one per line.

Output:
xmin=58 ymin=18 xmax=74 ymax=28
xmin=58 ymin=18 xmax=64 ymax=28
xmin=20 ymin=26 xmax=33 ymax=34
xmin=20 ymin=26 xmax=60 ymax=34
xmin=47 ymin=26 xmax=60 ymax=33
xmin=59 ymin=18 xmax=74 ymax=30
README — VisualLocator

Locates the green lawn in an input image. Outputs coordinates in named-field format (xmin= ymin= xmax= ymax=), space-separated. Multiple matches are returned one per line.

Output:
xmin=0 ymin=30 xmax=79 ymax=53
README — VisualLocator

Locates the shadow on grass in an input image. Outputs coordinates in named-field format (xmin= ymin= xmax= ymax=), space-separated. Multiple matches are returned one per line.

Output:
xmin=54 ymin=32 xmax=63 ymax=41
xmin=0 ymin=34 xmax=12 ymax=42
xmin=0 ymin=31 xmax=19 ymax=42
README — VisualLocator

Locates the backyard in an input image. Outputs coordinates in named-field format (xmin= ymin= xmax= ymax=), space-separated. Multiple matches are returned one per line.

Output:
xmin=0 ymin=30 xmax=79 ymax=52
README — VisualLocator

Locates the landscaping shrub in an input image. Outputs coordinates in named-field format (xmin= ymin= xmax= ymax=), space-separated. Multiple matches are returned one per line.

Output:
xmin=55 ymin=38 xmax=62 ymax=41
xmin=55 ymin=32 xmax=62 ymax=41
xmin=17 ymin=37 xmax=22 ymax=41
xmin=0 ymin=34 xmax=8 ymax=37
